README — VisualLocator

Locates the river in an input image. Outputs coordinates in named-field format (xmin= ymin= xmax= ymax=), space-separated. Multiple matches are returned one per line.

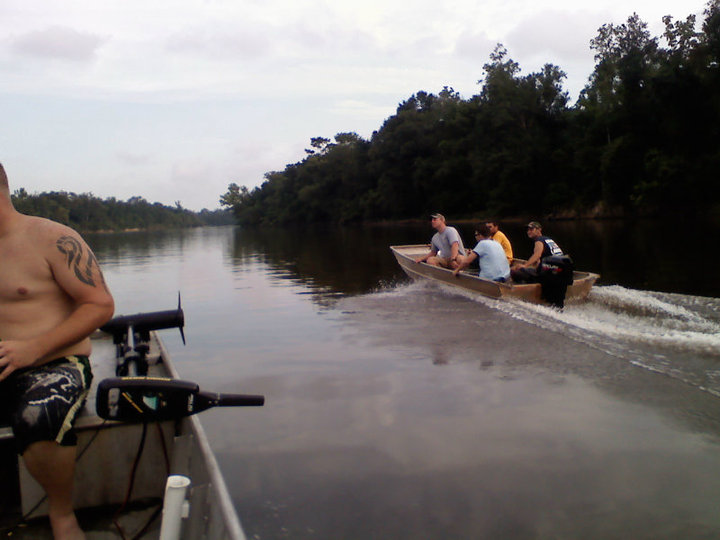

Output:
xmin=89 ymin=220 xmax=720 ymax=539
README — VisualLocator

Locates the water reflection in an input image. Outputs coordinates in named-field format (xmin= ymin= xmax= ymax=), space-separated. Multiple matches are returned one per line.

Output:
xmin=225 ymin=225 xmax=423 ymax=307
xmin=86 ymin=228 xmax=194 ymax=263
xmin=220 ymin=218 xmax=720 ymax=302
xmin=86 ymin=219 xmax=720 ymax=316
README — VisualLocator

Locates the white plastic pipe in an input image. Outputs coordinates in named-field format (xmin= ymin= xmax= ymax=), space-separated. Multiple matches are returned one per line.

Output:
xmin=159 ymin=475 xmax=191 ymax=540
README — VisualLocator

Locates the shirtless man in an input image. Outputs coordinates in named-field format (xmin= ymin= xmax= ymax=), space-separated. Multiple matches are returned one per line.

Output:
xmin=414 ymin=213 xmax=467 ymax=270
xmin=0 ymin=163 xmax=115 ymax=539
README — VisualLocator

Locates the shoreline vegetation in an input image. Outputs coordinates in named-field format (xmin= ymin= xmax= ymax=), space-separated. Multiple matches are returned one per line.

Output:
xmin=11 ymin=189 xmax=234 ymax=233
xmin=221 ymin=3 xmax=720 ymax=227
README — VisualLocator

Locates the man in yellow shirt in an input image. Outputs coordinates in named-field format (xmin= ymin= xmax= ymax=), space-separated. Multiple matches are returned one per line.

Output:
xmin=485 ymin=220 xmax=513 ymax=264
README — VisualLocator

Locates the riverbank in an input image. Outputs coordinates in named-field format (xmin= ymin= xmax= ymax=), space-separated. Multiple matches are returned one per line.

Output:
xmin=366 ymin=208 xmax=720 ymax=228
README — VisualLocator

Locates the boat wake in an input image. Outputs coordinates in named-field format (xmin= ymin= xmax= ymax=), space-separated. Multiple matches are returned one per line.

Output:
xmin=382 ymin=281 xmax=720 ymax=397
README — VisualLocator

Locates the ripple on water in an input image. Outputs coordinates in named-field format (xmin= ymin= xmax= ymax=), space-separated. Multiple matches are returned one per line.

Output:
xmin=376 ymin=281 xmax=720 ymax=397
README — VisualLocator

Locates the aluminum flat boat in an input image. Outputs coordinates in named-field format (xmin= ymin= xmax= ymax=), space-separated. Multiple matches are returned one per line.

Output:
xmin=391 ymin=244 xmax=599 ymax=304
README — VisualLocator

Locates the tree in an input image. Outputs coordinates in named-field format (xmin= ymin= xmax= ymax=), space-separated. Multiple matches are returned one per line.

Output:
xmin=304 ymin=137 xmax=333 ymax=155
xmin=10 ymin=191 xmax=204 ymax=231
xmin=220 ymin=6 xmax=720 ymax=224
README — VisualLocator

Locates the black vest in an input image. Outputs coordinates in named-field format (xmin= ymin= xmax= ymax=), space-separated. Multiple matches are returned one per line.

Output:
xmin=537 ymin=236 xmax=563 ymax=258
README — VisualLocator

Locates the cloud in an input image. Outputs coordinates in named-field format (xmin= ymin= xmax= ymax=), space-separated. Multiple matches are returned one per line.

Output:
xmin=454 ymin=30 xmax=496 ymax=62
xmin=493 ymin=10 xmax=610 ymax=99
xmin=166 ymin=25 xmax=274 ymax=59
xmin=10 ymin=25 xmax=105 ymax=62
xmin=165 ymin=12 xmax=378 ymax=65
xmin=328 ymin=99 xmax=395 ymax=123
xmin=285 ymin=18 xmax=377 ymax=56
xmin=117 ymin=152 xmax=154 ymax=166
xmin=506 ymin=10 xmax=601 ymax=65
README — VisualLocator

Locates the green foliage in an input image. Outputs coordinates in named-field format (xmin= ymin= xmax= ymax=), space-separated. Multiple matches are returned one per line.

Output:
xmin=222 ymin=2 xmax=720 ymax=224
xmin=10 ymin=190 xmax=227 ymax=231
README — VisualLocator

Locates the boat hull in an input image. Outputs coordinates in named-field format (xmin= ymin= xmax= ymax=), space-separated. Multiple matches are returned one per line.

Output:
xmin=1 ymin=331 xmax=246 ymax=540
xmin=390 ymin=245 xmax=598 ymax=304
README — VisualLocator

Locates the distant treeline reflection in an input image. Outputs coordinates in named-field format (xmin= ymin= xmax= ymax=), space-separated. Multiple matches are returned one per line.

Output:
xmin=12 ymin=190 xmax=233 ymax=232
xmin=222 ymin=4 xmax=720 ymax=225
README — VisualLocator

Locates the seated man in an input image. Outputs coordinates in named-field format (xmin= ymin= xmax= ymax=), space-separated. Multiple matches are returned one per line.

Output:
xmin=452 ymin=224 xmax=510 ymax=282
xmin=485 ymin=219 xmax=513 ymax=264
xmin=0 ymin=163 xmax=115 ymax=540
xmin=510 ymin=221 xmax=563 ymax=283
xmin=414 ymin=213 xmax=467 ymax=270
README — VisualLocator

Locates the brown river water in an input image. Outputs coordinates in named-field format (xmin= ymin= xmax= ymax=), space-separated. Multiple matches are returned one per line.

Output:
xmin=88 ymin=221 xmax=720 ymax=539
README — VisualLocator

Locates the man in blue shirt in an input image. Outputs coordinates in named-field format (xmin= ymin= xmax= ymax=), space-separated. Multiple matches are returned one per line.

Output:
xmin=452 ymin=224 xmax=510 ymax=282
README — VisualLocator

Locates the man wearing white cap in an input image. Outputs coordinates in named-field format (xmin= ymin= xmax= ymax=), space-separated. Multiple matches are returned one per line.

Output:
xmin=414 ymin=213 xmax=467 ymax=270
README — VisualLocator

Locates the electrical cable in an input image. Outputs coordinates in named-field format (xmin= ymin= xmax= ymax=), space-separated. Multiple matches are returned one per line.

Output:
xmin=113 ymin=420 xmax=173 ymax=540
xmin=113 ymin=421 xmax=148 ymax=540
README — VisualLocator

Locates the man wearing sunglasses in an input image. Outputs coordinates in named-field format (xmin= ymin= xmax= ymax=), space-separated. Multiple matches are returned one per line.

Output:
xmin=452 ymin=224 xmax=510 ymax=282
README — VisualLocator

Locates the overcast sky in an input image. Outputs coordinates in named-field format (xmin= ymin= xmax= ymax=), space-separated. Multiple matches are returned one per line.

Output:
xmin=0 ymin=0 xmax=708 ymax=211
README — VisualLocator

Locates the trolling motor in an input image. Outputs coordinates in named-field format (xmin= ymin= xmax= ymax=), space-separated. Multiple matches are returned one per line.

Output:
xmin=97 ymin=297 xmax=265 ymax=421
xmin=96 ymin=377 xmax=264 ymax=422
xmin=100 ymin=295 xmax=186 ymax=376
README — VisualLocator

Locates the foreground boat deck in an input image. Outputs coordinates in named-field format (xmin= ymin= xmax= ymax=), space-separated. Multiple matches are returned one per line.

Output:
xmin=0 ymin=334 xmax=169 ymax=539
xmin=1 ymin=330 xmax=246 ymax=540
xmin=1 ymin=499 xmax=163 ymax=539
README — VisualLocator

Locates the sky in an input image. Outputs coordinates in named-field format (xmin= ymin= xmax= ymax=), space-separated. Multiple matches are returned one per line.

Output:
xmin=0 ymin=0 xmax=709 ymax=211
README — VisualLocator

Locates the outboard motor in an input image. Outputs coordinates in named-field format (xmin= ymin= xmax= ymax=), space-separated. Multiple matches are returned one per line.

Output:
xmin=537 ymin=255 xmax=575 ymax=308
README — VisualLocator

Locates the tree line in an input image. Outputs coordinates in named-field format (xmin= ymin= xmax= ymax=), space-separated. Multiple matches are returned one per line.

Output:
xmin=222 ymin=2 xmax=720 ymax=225
xmin=11 ymin=189 xmax=234 ymax=232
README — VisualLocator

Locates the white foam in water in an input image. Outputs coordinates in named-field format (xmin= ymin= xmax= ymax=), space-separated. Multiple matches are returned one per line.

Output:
xmin=370 ymin=279 xmax=430 ymax=298
xmin=453 ymin=284 xmax=720 ymax=355
xmin=409 ymin=281 xmax=720 ymax=396
xmin=571 ymin=287 xmax=720 ymax=351
xmin=377 ymin=280 xmax=720 ymax=356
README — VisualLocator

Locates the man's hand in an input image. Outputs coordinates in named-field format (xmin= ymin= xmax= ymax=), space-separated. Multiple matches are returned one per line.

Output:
xmin=0 ymin=340 xmax=43 ymax=382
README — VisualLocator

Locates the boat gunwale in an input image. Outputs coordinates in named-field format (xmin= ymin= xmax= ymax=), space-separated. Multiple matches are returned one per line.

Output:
xmin=390 ymin=244 xmax=599 ymax=301
xmin=155 ymin=332 xmax=247 ymax=540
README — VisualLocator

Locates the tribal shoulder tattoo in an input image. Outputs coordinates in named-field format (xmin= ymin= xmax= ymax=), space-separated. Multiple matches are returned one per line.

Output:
xmin=56 ymin=235 xmax=109 ymax=291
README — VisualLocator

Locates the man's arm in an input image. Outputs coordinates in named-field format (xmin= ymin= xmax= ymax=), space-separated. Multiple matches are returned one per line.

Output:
xmin=415 ymin=251 xmax=431 ymax=263
xmin=453 ymin=251 xmax=477 ymax=276
xmin=415 ymin=245 xmax=438 ymax=263
xmin=518 ymin=240 xmax=544 ymax=268
xmin=0 ymin=228 xmax=114 ymax=379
